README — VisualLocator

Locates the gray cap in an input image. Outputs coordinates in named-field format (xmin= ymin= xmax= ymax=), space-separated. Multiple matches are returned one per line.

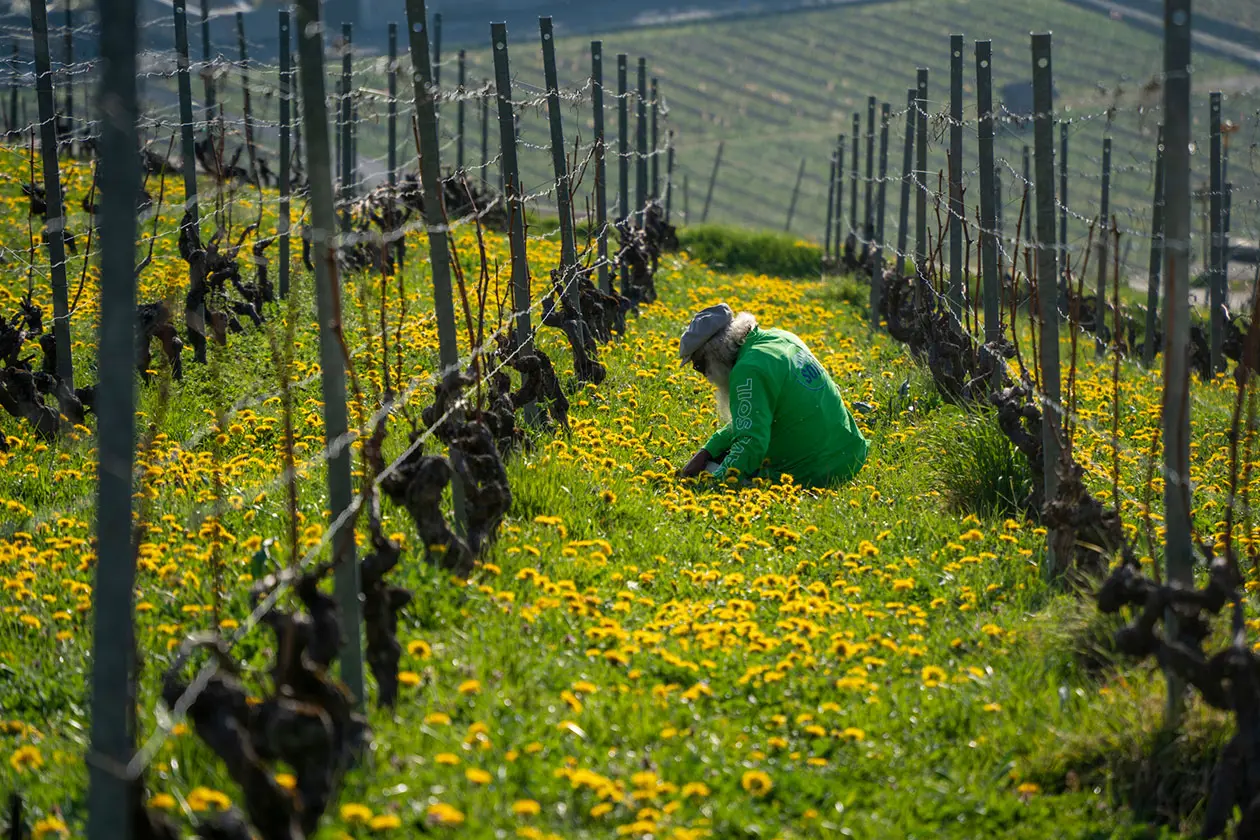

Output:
xmin=678 ymin=302 xmax=733 ymax=363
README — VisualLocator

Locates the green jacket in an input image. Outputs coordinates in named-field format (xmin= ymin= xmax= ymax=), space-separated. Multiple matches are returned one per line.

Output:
xmin=702 ymin=328 xmax=868 ymax=487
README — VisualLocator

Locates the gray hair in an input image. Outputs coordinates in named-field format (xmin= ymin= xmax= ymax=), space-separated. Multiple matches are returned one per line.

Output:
xmin=694 ymin=311 xmax=757 ymax=376
xmin=694 ymin=312 xmax=756 ymax=423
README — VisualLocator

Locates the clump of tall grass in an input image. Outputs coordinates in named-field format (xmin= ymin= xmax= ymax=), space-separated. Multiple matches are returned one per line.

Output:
xmin=925 ymin=409 xmax=1035 ymax=516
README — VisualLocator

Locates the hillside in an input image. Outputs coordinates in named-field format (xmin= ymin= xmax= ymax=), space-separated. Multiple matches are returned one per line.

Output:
xmin=442 ymin=0 xmax=1260 ymax=278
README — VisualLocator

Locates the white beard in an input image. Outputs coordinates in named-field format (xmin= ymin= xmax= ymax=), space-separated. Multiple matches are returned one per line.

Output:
xmin=715 ymin=385 xmax=731 ymax=423
xmin=707 ymin=363 xmax=732 ymax=424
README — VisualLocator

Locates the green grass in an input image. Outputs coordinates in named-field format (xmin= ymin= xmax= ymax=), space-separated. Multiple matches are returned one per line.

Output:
xmin=678 ymin=224 xmax=821 ymax=278
xmin=0 ymin=148 xmax=1258 ymax=837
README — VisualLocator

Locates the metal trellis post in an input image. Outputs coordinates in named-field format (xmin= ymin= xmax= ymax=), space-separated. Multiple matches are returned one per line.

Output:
xmin=1209 ymin=91 xmax=1224 ymax=376
xmin=85 ymin=0 xmax=140 ymax=829
xmin=457 ymin=49 xmax=466 ymax=171
xmin=825 ymin=150 xmax=837 ymax=261
xmin=664 ymin=131 xmax=675 ymax=222
xmin=914 ymin=69 xmax=928 ymax=303
xmin=976 ymin=40 xmax=1001 ymax=353
xmin=636 ymin=57 xmax=648 ymax=223
xmin=617 ymin=53 xmax=628 ymax=222
xmin=340 ymin=23 xmax=353 ymax=230
xmin=1031 ymin=32 xmax=1063 ymax=578
xmin=785 ymin=157 xmax=805 ymax=232
xmin=949 ymin=33 xmax=964 ymax=317
xmin=492 ymin=23 xmax=533 ymax=347
xmin=540 ymin=16 xmax=579 ymax=309
xmin=1143 ymin=125 xmax=1166 ymax=368
xmin=201 ymin=0 xmax=214 ymax=124
xmin=894 ymin=89 xmax=915 ymax=279
xmin=702 ymin=140 xmax=723 ymax=224
xmin=864 ymin=95 xmax=875 ymax=241
xmin=387 ymin=22 xmax=399 ymax=272
xmin=1161 ymin=0 xmax=1194 ymax=725
xmin=1059 ymin=121 xmax=1069 ymax=312
xmin=651 ymin=76 xmax=659 ymax=199
xmin=279 ymin=11 xmax=291 ymax=297
xmin=592 ymin=40 xmax=610 ymax=294
xmin=1095 ymin=137 xmax=1111 ymax=358
xmin=30 ymin=0 xmax=72 ymax=387
xmin=236 ymin=12 xmax=258 ymax=183
xmin=175 ymin=0 xmax=202 ymax=294
xmin=295 ymin=0 xmax=364 ymax=703
xmin=871 ymin=101 xmax=890 ymax=326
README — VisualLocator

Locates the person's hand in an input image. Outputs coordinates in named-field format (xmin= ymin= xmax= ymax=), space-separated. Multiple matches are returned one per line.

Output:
xmin=679 ymin=448 xmax=711 ymax=478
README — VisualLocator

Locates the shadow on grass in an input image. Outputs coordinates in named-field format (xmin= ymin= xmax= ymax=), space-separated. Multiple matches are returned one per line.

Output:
xmin=1024 ymin=671 xmax=1232 ymax=837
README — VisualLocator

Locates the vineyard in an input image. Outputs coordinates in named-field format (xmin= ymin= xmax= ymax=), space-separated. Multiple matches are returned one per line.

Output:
xmin=1 ymin=0 xmax=1260 ymax=837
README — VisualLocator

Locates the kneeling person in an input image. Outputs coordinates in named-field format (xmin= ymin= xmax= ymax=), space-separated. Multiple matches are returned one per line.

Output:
xmin=678 ymin=303 xmax=868 ymax=486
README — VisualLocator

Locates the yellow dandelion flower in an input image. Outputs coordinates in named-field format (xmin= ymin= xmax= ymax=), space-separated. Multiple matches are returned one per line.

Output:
xmin=9 ymin=745 xmax=43 ymax=773
xmin=512 ymin=799 xmax=541 ymax=816
xmin=425 ymin=802 xmax=465 ymax=826
xmin=340 ymin=803 xmax=373 ymax=824
xmin=32 ymin=817 xmax=68 ymax=838
xmin=740 ymin=770 xmax=773 ymax=797
xmin=369 ymin=813 xmax=402 ymax=831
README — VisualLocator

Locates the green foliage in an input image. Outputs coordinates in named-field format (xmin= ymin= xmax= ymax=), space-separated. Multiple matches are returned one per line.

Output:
xmin=678 ymin=224 xmax=820 ymax=278
xmin=926 ymin=407 xmax=1035 ymax=516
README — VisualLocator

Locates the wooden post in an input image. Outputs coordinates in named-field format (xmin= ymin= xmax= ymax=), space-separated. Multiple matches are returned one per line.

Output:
xmin=295 ymin=0 xmax=364 ymax=703
xmin=30 ymin=0 xmax=73 ymax=387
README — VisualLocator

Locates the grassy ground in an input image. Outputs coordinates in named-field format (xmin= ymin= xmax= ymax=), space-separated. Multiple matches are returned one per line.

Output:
xmin=0 ymin=151 xmax=1255 ymax=839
